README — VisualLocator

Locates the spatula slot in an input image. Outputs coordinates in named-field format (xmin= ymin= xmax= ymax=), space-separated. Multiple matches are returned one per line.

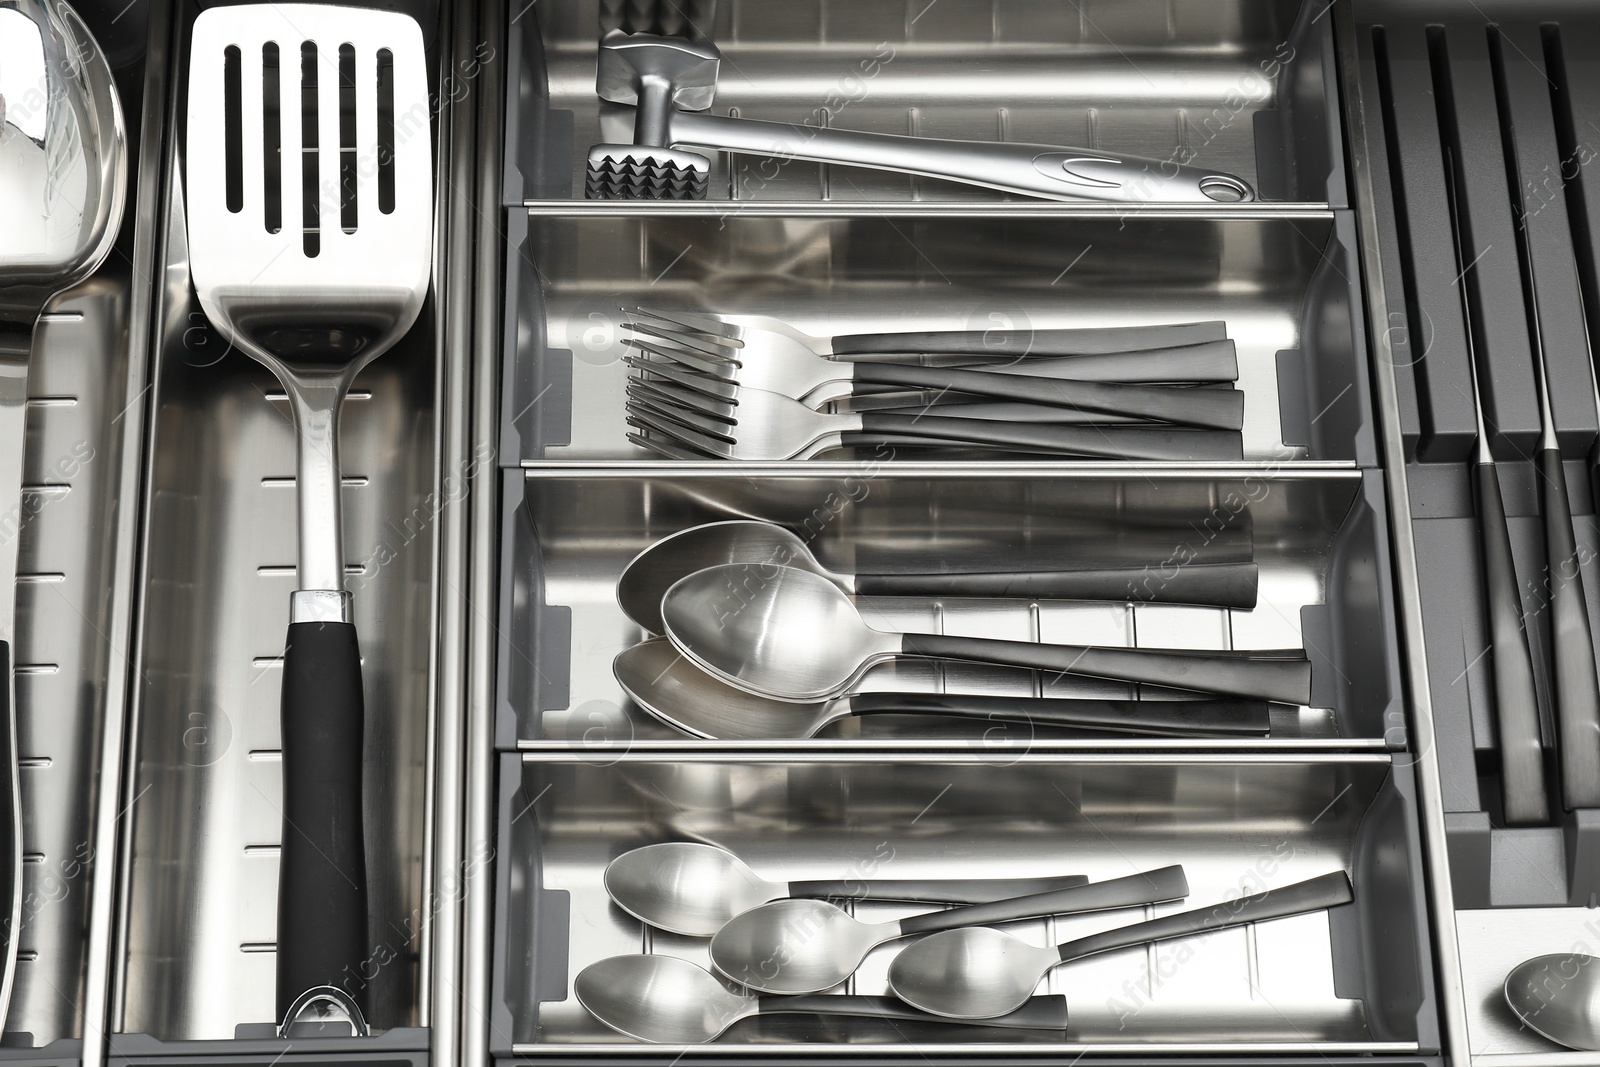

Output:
xmin=338 ymin=42 xmax=357 ymax=234
xmin=377 ymin=47 xmax=395 ymax=215
xmin=300 ymin=40 xmax=320 ymax=257
xmin=223 ymin=45 xmax=243 ymax=213
xmin=263 ymin=41 xmax=282 ymax=234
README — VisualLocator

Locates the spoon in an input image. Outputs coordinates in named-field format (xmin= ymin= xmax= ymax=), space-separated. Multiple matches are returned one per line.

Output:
xmin=574 ymin=955 xmax=1071 ymax=1043
xmin=0 ymin=0 xmax=126 ymax=1029
xmin=1504 ymin=953 xmax=1600 ymax=1051
xmin=615 ymin=638 xmax=1272 ymax=741
xmin=710 ymin=866 xmax=1189 ymax=995
xmin=662 ymin=564 xmax=1313 ymax=705
xmin=887 ymin=870 xmax=1353 ymax=1019
xmin=604 ymin=841 xmax=1091 ymax=938
xmin=617 ymin=521 xmax=1259 ymax=632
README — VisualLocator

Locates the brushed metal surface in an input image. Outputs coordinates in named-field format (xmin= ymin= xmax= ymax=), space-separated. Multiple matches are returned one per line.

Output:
xmin=1455 ymin=909 xmax=1600 ymax=1064
xmin=1 ymin=279 xmax=132 ymax=1048
xmin=501 ymin=754 xmax=1408 ymax=1050
xmin=519 ymin=212 xmax=1345 ymax=462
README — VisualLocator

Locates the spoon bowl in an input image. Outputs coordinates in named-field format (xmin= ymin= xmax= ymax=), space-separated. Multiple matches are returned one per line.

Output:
xmin=1504 ymin=953 xmax=1600 ymax=1051
xmin=887 ymin=927 xmax=1058 ymax=1019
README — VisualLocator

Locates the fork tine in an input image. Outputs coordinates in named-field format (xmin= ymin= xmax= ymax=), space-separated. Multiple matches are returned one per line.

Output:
xmin=624 ymin=410 xmax=737 ymax=458
xmin=627 ymin=377 xmax=739 ymax=421
xmin=626 ymin=380 xmax=738 ymax=431
xmin=624 ymin=335 xmax=740 ymax=378
xmin=624 ymin=322 xmax=743 ymax=365
xmin=629 ymin=306 xmax=745 ymax=344
xmin=625 ymin=354 xmax=741 ymax=401
xmin=625 ymin=423 xmax=718 ymax=460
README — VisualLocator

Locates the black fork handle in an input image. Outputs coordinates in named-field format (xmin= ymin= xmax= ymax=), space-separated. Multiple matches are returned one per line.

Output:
xmin=854 ymin=413 xmax=1243 ymax=462
xmin=853 ymin=363 xmax=1244 ymax=430
xmin=277 ymin=620 xmax=369 ymax=1021
xmin=829 ymin=322 xmax=1228 ymax=357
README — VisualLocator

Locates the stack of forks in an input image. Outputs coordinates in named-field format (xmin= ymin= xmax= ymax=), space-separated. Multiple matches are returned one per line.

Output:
xmin=621 ymin=308 xmax=1250 ymax=461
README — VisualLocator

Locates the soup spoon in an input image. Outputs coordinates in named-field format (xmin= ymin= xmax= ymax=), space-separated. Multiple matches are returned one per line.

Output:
xmin=662 ymin=564 xmax=1312 ymax=704
xmin=1503 ymin=953 xmax=1600 ymax=1051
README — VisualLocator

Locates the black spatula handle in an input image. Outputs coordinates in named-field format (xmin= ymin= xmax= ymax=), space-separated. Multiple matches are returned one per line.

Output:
xmin=276 ymin=620 xmax=368 ymax=1021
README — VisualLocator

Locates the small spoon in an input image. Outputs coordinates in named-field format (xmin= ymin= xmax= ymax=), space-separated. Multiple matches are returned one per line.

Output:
xmin=615 ymin=638 xmax=1271 ymax=740
xmin=1504 ymin=953 xmax=1600 ymax=1051
xmin=617 ymin=520 xmax=1259 ymax=632
xmin=575 ymin=955 xmax=1071 ymax=1043
xmin=662 ymin=564 xmax=1312 ymax=705
xmin=710 ymin=866 xmax=1189 ymax=995
xmin=887 ymin=871 xmax=1353 ymax=1019
xmin=604 ymin=841 xmax=1089 ymax=938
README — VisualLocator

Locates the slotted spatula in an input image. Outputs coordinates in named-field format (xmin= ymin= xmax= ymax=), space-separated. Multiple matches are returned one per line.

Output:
xmin=186 ymin=3 xmax=432 ymax=1031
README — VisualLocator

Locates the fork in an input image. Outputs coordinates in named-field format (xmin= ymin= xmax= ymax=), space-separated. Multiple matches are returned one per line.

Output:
xmin=625 ymin=344 xmax=1246 ymax=429
xmin=627 ymin=306 xmax=1231 ymax=359
xmin=624 ymin=380 xmax=1244 ymax=461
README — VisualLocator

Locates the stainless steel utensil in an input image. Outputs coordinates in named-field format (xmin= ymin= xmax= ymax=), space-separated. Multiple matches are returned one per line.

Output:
xmin=603 ymin=840 xmax=1092 ymax=938
xmin=1509 ymin=191 xmax=1600 ymax=810
xmin=1503 ymin=953 xmax=1600 ymax=1051
xmin=626 ymin=307 xmax=1234 ymax=363
xmin=626 ymin=342 xmax=1247 ymax=424
xmin=710 ymin=866 xmax=1189 ymax=995
xmin=1440 ymin=149 xmax=1548 ymax=825
xmin=614 ymin=637 xmax=1272 ymax=741
xmin=618 ymin=522 xmax=1259 ymax=632
xmin=887 ymin=871 xmax=1354 ymax=1019
xmin=625 ymin=381 xmax=1245 ymax=462
xmin=586 ymin=32 xmax=1256 ymax=204
xmin=575 ymin=955 xmax=1070 ymax=1043
xmin=662 ymin=564 xmax=1313 ymax=704
xmin=185 ymin=3 xmax=432 ymax=1028
xmin=0 ymin=0 xmax=125 ymax=1027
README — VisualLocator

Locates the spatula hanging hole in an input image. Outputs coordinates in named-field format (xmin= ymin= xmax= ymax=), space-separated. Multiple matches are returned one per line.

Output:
xmin=263 ymin=42 xmax=282 ymax=234
xmin=338 ymin=43 xmax=357 ymax=233
xmin=300 ymin=41 xmax=321 ymax=258
xmin=223 ymin=45 xmax=243 ymax=213
xmin=376 ymin=48 xmax=395 ymax=215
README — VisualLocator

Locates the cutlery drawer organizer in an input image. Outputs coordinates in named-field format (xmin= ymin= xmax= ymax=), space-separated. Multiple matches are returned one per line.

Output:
xmin=502 ymin=0 xmax=1347 ymax=206
xmin=97 ymin=0 xmax=465 ymax=1054
xmin=496 ymin=467 xmax=1404 ymax=749
xmin=1342 ymin=0 xmax=1600 ymax=1060
xmin=498 ymin=211 xmax=1377 ymax=465
xmin=488 ymin=753 xmax=1437 ymax=1054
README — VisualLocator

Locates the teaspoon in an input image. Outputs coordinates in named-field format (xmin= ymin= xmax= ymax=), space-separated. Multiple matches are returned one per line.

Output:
xmin=1504 ymin=953 xmax=1600 ymax=1051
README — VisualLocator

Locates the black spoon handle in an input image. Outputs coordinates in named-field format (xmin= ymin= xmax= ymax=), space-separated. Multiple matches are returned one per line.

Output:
xmin=1055 ymin=871 xmax=1353 ymax=963
xmin=852 ymin=364 xmax=1244 ymax=430
xmin=899 ymin=633 xmax=1311 ymax=705
xmin=897 ymin=866 xmax=1190 ymax=936
xmin=787 ymin=873 xmax=1088 ymax=905
xmin=854 ymin=414 xmax=1243 ymax=462
xmin=755 ymin=993 xmax=1070 ymax=1031
xmin=854 ymin=561 xmax=1259 ymax=610
xmin=830 ymin=322 xmax=1228 ymax=357
xmin=1539 ymin=447 xmax=1600 ymax=810
xmin=843 ymin=692 xmax=1271 ymax=737
xmin=1475 ymin=460 xmax=1551 ymax=824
